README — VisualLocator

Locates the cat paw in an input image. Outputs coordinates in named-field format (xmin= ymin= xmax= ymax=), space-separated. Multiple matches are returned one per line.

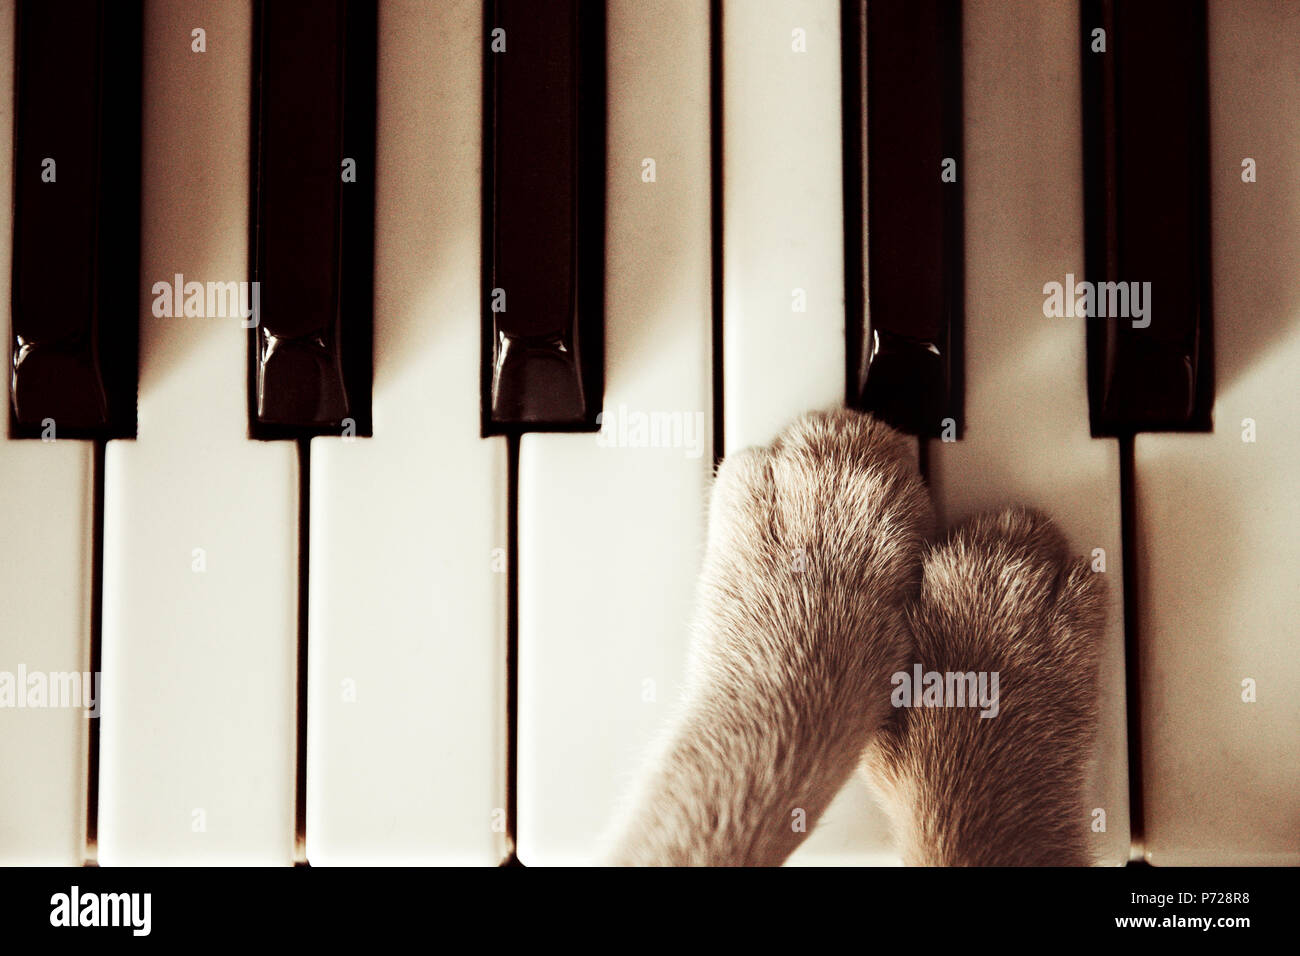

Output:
xmin=609 ymin=410 xmax=934 ymax=866
xmin=688 ymin=409 xmax=933 ymax=733
xmin=863 ymin=507 xmax=1107 ymax=866
xmin=911 ymin=507 xmax=1106 ymax=683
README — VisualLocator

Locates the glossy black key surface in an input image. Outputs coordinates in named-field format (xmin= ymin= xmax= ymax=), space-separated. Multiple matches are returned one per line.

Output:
xmin=844 ymin=0 xmax=963 ymax=438
xmin=10 ymin=0 xmax=141 ymax=439
xmin=1082 ymin=0 xmax=1213 ymax=434
xmin=250 ymin=0 xmax=375 ymax=438
xmin=482 ymin=0 xmax=604 ymax=433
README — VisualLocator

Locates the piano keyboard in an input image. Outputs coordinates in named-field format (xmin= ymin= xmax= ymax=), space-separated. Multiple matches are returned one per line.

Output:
xmin=1 ymin=0 xmax=1296 ymax=867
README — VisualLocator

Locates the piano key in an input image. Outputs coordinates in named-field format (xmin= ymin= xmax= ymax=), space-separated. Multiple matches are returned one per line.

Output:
xmin=925 ymin=0 xmax=1130 ymax=865
xmin=0 ymin=0 xmax=93 ymax=863
xmin=722 ymin=0 xmax=845 ymax=454
xmin=97 ymin=0 xmax=297 ymax=865
xmin=9 ymin=0 xmax=140 ymax=438
xmin=1081 ymin=0 xmax=1213 ymax=434
xmin=1134 ymin=0 xmax=1300 ymax=865
xmin=250 ymin=0 xmax=374 ymax=436
xmin=0 ymin=443 xmax=94 ymax=867
xmin=0 ymin=449 xmax=94 ymax=867
xmin=306 ymin=0 xmax=507 ymax=866
xmin=516 ymin=0 xmax=711 ymax=865
xmin=721 ymin=0 xmax=898 ymax=865
xmin=845 ymin=0 xmax=963 ymax=438
xmin=482 ymin=0 xmax=604 ymax=432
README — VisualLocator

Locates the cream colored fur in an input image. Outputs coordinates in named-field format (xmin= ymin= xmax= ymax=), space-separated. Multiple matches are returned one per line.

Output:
xmin=863 ymin=507 xmax=1105 ymax=866
xmin=606 ymin=409 xmax=1105 ymax=867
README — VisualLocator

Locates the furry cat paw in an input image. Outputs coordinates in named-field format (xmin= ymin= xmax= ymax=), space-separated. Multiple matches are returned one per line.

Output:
xmin=686 ymin=408 xmax=934 ymax=731
xmin=608 ymin=409 xmax=932 ymax=865
xmin=862 ymin=507 xmax=1107 ymax=866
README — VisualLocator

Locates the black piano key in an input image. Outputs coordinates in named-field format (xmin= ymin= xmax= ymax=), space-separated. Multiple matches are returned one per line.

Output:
xmin=482 ymin=0 xmax=604 ymax=434
xmin=10 ymin=0 xmax=141 ymax=439
xmin=1082 ymin=0 xmax=1213 ymax=434
xmin=250 ymin=0 xmax=375 ymax=438
xmin=844 ymin=0 xmax=964 ymax=438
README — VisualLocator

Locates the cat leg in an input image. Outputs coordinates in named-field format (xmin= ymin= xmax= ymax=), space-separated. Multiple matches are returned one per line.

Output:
xmin=862 ymin=507 xmax=1107 ymax=866
xmin=607 ymin=409 xmax=933 ymax=866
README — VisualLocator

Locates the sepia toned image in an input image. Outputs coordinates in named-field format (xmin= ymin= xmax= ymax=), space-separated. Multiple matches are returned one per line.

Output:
xmin=0 ymin=0 xmax=1296 ymax=936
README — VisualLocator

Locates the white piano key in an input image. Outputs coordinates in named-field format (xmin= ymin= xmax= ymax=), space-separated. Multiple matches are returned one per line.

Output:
xmin=1134 ymin=0 xmax=1300 ymax=866
xmin=0 ymin=0 xmax=91 ymax=867
xmin=516 ymin=0 xmax=713 ymax=866
xmin=722 ymin=0 xmax=846 ymax=456
xmin=97 ymin=0 xmax=297 ymax=865
xmin=924 ymin=0 xmax=1130 ymax=865
xmin=721 ymin=0 xmax=892 ymax=865
xmin=305 ymin=0 xmax=507 ymax=866
xmin=0 ymin=441 xmax=93 ymax=867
